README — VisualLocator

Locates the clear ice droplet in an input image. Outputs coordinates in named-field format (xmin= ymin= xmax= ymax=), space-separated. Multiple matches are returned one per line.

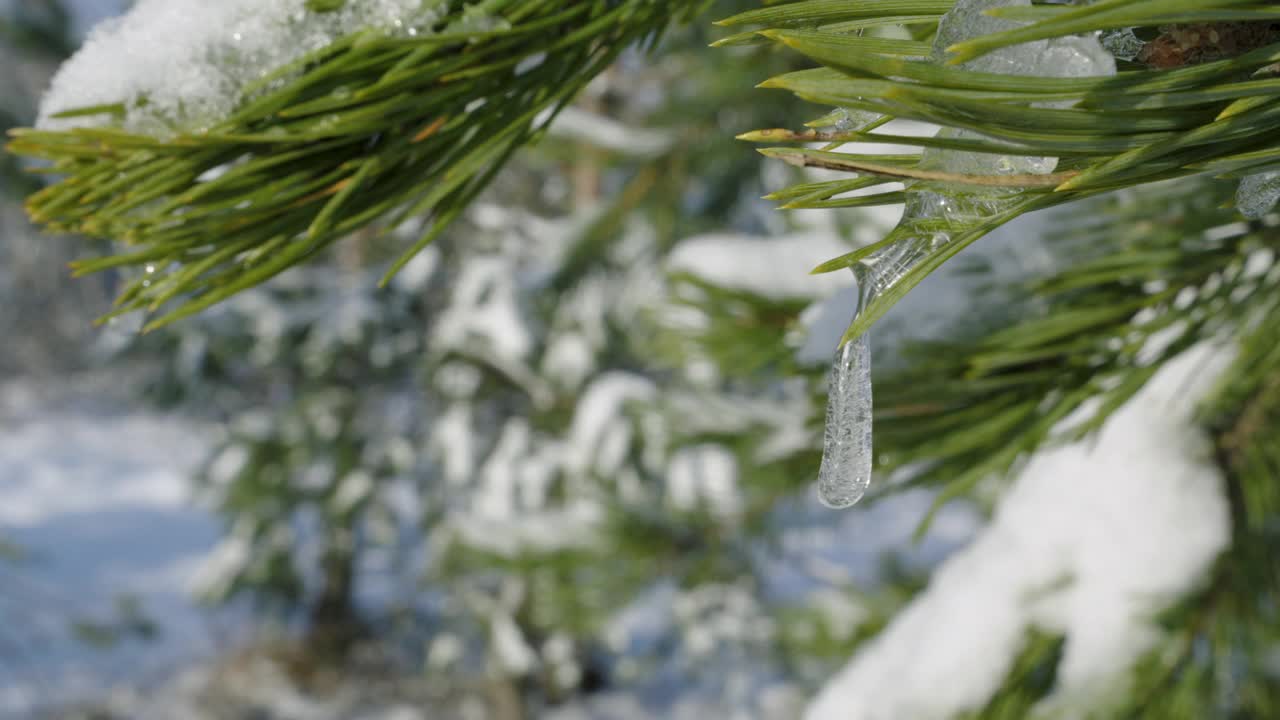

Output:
xmin=818 ymin=332 xmax=874 ymax=509
xmin=1237 ymin=171 xmax=1280 ymax=219
xmin=831 ymin=107 xmax=881 ymax=133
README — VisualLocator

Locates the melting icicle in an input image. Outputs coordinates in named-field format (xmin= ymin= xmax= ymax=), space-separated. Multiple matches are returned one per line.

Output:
xmin=815 ymin=253 xmax=915 ymax=509
xmin=1237 ymin=171 xmax=1280 ymax=219
xmin=813 ymin=0 xmax=1117 ymax=509
xmin=818 ymin=327 xmax=874 ymax=508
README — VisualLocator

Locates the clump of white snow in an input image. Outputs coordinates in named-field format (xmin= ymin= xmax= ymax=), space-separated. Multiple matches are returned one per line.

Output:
xmin=667 ymin=229 xmax=854 ymax=301
xmin=805 ymin=345 xmax=1234 ymax=720
xmin=38 ymin=0 xmax=446 ymax=134
xmin=666 ymin=444 xmax=742 ymax=518
xmin=434 ymin=256 xmax=537 ymax=363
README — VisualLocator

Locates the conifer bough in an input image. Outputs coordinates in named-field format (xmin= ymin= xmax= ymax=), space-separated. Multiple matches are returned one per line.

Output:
xmin=728 ymin=0 xmax=1280 ymax=342
xmin=8 ymin=0 xmax=1280 ymax=334
xmin=6 ymin=0 xmax=698 ymax=330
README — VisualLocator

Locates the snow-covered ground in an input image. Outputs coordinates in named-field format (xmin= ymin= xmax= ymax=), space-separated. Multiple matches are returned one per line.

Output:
xmin=0 ymin=378 xmax=219 ymax=718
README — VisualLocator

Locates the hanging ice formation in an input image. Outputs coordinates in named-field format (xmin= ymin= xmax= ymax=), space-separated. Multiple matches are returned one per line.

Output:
xmin=817 ymin=320 xmax=874 ymax=508
xmin=815 ymin=0 xmax=1115 ymax=508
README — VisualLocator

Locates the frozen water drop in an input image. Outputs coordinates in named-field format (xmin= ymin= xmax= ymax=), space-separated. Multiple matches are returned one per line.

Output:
xmin=806 ymin=107 xmax=883 ymax=136
xmin=817 ymin=332 xmax=873 ymax=509
xmin=1237 ymin=171 xmax=1280 ymax=219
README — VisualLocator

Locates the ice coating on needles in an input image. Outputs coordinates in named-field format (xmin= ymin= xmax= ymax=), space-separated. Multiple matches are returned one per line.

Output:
xmin=926 ymin=0 xmax=1116 ymax=178
xmin=814 ymin=0 xmax=1115 ymax=509
xmin=865 ymin=0 xmax=1114 ymax=304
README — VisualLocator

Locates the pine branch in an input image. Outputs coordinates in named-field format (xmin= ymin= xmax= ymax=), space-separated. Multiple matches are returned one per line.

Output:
xmin=1105 ymin=332 xmax=1280 ymax=717
xmin=4 ymin=0 xmax=704 ymax=328
xmin=727 ymin=0 xmax=1280 ymax=341
xmin=871 ymin=177 xmax=1280 ymax=524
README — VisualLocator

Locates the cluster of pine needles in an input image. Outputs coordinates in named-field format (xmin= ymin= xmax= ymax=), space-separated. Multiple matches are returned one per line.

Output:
xmin=5 ymin=0 xmax=694 ymax=329
xmin=6 ymin=0 xmax=1280 ymax=334
xmin=726 ymin=0 xmax=1280 ymax=340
